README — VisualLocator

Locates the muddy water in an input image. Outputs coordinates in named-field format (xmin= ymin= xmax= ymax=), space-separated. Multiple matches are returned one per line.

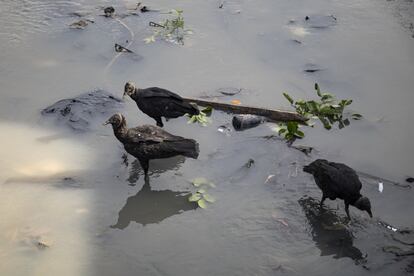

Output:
xmin=0 ymin=0 xmax=413 ymax=275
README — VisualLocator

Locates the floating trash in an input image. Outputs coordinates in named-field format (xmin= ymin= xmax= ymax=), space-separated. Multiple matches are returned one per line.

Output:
xmin=217 ymin=125 xmax=231 ymax=136
xmin=232 ymin=114 xmax=266 ymax=131
xmin=378 ymin=220 xmax=398 ymax=232
xmin=378 ymin=182 xmax=384 ymax=193
xmin=265 ymin=174 xmax=275 ymax=184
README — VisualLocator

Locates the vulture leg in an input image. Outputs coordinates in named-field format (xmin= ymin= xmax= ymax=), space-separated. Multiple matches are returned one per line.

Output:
xmin=345 ymin=202 xmax=351 ymax=220
xmin=320 ymin=195 xmax=327 ymax=207
xmin=155 ymin=117 xmax=164 ymax=127
xmin=139 ymin=159 xmax=150 ymax=181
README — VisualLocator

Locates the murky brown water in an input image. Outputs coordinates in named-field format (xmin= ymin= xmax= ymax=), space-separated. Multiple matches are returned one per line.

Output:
xmin=1 ymin=0 xmax=413 ymax=275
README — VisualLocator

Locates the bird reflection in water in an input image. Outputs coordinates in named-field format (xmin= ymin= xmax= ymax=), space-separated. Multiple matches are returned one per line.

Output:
xmin=299 ymin=196 xmax=366 ymax=263
xmin=112 ymin=156 xmax=197 ymax=229
xmin=111 ymin=179 xmax=197 ymax=229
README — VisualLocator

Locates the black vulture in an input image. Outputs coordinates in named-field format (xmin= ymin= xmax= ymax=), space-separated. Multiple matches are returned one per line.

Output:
xmin=303 ymin=159 xmax=372 ymax=219
xmin=104 ymin=113 xmax=199 ymax=180
xmin=123 ymin=82 xmax=199 ymax=127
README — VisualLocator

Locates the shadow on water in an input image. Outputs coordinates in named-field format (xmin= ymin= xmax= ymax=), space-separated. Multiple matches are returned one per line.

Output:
xmin=299 ymin=196 xmax=366 ymax=263
xmin=126 ymin=156 xmax=186 ymax=185
xmin=111 ymin=178 xmax=197 ymax=229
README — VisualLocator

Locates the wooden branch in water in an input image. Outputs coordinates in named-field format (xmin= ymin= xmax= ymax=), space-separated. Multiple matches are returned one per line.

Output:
xmin=182 ymin=97 xmax=307 ymax=123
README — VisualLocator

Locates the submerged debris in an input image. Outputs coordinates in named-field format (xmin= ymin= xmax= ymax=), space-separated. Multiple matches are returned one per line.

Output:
xmin=406 ymin=177 xmax=414 ymax=183
xmin=115 ymin=43 xmax=133 ymax=53
xmin=42 ymin=90 xmax=123 ymax=132
xmin=244 ymin=158 xmax=255 ymax=168
xmin=304 ymin=15 xmax=337 ymax=29
xmin=383 ymin=246 xmax=414 ymax=257
xmin=218 ymin=87 xmax=242 ymax=96
xmin=303 ymin=63 xmax=323 ymax=73
xmin=104 ymin=6 xmax=115 ymax=17
xmin=69 ymin=19 xmax=92 ymax=29
xmin=291 ymin=145 xmax=313 ymax=155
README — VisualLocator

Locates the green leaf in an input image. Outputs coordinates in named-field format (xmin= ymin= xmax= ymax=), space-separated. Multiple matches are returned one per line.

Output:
xmin=315 ymin=83 xmax=322 ymax=97
xmin=319 ymin=117 xmax=332 ymax=130
xmin=201 ymin=106 xmax=213 ymax=116
xmin=295 ymin=130 xmax=305 ymax=138
xmin=188 ymin=193 xmax=202 ymax=202
xmin=283 ymin=92 xmax=294 ymax=105
xmin=352 ymin=113 xmax=363 ymax=120
xmin=191 ymin=177 xmax=209 ymax=187
xmin=187 ymin=116 xmax=196 ymax=124
xmin=278 ymin=128 xmax=287 ymax=135
xmin=287 ymin=121 xmax=298 ymax=133
xmin=198 ymin=199 xmax=208 ymax=209
xmin=203 ymin=194 xmax=216 ymax=203
xmin=198 ymin=188 xmax=206 ymax=194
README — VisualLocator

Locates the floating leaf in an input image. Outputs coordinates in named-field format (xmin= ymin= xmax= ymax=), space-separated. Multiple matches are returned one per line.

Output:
xmin=201 ymin=106 xmax=213 ymax=116
xmin=352 ymin=113 xmax=363 ymax=120
xmin=188 ymin=193 xmax=202 ymax=202
xmin=191 ymin=177 xmax=209 ymax=187
xmin=203 ymin=194 xmax=216 ymax=203
xmin=198 ymin=188 xmax=206 ymax=194
xmin=144 ymin=36 xmax=156 ymax=44
xmin=198 ymin=199 xmax=207 ymax=209
xmin=295 ymin=130 xmax=305 ymax=138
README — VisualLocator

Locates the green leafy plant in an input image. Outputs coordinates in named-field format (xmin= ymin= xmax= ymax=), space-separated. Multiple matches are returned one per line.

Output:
xmin=144 ymin=9 xmax=192 ymax=45
xmin=274 ymin=83 xmax=362 ymax=143
xmin=283 ymin=83 xmax=362 ymax=130
xmin=189 ymin=177 xmax=216 ymax=209
xmin=273 ymin=121 xmax=304 ymax=142
xmin=187 ymin=106 xmax=213 ymax=126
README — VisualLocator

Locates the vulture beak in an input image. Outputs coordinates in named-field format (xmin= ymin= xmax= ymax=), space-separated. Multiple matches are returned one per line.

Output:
xmin=103 ymin=119 xmax=111 ymax=126
xmin=122 ymin=91 xmax=126 ymax=99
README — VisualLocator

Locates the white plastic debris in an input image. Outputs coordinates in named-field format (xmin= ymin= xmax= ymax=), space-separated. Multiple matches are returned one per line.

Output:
xmin=378 ymin=182 xmax=384 ymax=193
xmin=265 ymin=175 xmax=275 ymax=184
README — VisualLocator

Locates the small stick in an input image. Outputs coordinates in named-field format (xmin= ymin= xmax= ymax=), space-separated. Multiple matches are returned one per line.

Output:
xmin=182 ymin=97 xmax=307 ymax=123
